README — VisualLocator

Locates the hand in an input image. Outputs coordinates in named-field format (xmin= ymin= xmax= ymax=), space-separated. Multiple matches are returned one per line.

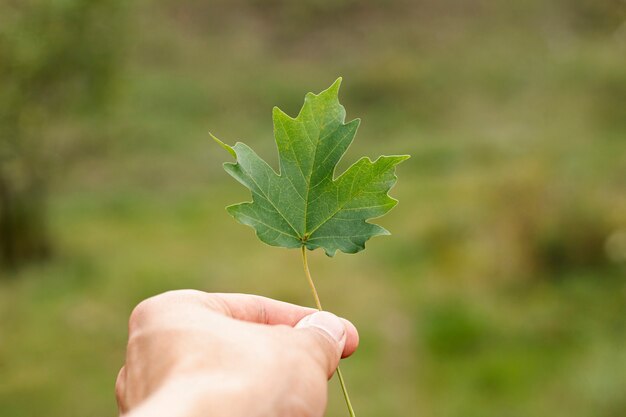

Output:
xmin=115 ymin=290 xmax=359 ymax=417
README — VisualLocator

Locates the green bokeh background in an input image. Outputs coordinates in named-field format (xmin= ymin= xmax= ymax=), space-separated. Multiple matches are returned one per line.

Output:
xmin=1 ymin=1 xmax=625 ymax=416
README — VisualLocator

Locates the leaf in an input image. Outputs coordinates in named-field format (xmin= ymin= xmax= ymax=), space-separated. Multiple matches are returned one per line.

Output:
xmin=213 ymin=78 xmax=409 ymax=256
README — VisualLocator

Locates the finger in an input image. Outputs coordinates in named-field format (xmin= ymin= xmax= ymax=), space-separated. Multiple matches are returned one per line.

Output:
xmin=340 ymin=318 xmax=359 ymax=358
xmin=129 ymin=290 xmax=359 ymax=355
xmin=209 ymin=292 xmax=319 ymax=325
xmin=294 ymin=311 xmax=347 ymax=377
xmin=129 ymin=290 xmax=318 ymax=331
xmin=186 ymin=291 xmax=359 ymax=356
xmin=211 ymin=293 xmax=358 ymax=357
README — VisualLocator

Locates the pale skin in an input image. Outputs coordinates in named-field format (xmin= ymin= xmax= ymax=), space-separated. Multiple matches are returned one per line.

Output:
xmin=116 ymin=290 xmax=360 ymax=417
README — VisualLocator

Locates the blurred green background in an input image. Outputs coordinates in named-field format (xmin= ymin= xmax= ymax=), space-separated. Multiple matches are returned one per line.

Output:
xmin=1 ymin=0 xmax=625 ymax=416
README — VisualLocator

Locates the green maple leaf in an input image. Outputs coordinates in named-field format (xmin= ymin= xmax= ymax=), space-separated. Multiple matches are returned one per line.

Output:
xmin=212 ymin=78 xmax=409 ymax=257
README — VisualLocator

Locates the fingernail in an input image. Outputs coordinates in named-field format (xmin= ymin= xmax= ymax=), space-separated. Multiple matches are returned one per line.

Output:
xmin=297 ymin=311 xmax=346 ymax=343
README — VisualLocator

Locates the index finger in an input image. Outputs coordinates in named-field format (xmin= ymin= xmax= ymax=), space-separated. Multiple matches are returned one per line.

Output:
xmin=131 ymin=290 xmax=359 ymax=358
xmin=209 ymin=292 xmax=360 ymax=358
xmin=131 ymin=290 xmax=316 ymax=328
xmin=210 ymin=292 xmax=318 ymax=325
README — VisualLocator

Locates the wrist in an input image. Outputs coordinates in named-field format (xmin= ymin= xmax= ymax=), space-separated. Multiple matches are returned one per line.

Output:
xmin=125 ymin=373 xmax=259 ymax=417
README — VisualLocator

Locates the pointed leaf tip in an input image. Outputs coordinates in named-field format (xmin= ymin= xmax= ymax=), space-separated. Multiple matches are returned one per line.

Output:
xmin=210 ymin=132 xmax=236 ymax=159
xmin=328 ymin=77 xmax=342 ymax=94
xmin=312 ymin=77 xmax=342 ymax=100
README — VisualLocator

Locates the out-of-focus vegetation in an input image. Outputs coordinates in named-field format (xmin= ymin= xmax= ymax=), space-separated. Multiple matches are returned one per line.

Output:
xmin=0 ymin=0 xmax=127 ymax=269
xmin=0 ymin=1 xmax=625 ymax=416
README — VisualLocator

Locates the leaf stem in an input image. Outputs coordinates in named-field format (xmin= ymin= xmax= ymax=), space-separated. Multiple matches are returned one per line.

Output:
xmin=336 ymin=367 xmax=356 ymax=417
xmin=301 ymin=245 xmax=323 ymax=310
xmin=300 ymin=246 xmax=357 ymax=417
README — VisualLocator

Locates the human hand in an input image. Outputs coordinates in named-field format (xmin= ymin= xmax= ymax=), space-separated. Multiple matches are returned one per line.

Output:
xmin=115 ymin=290 xmax=359 ymax=417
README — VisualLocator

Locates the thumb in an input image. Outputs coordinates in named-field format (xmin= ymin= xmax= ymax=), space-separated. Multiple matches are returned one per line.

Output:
xmin=294 ymin=311 xmax=347 ymax=378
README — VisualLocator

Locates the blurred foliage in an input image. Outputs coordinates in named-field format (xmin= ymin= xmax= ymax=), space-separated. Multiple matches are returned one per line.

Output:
xmin=0 ymin=0 xmax=127 ymax=269
xmin=0 ymin=0 xmax=625 ymax=416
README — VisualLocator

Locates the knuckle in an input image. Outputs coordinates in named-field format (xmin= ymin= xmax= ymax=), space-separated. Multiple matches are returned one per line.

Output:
xmin=114 ymin=367 xmax=126 ymax=411
xmin=128 ymin=298 xmax=157 ymax=332
xmin=128 ymin=290 xmax=205 ymax=332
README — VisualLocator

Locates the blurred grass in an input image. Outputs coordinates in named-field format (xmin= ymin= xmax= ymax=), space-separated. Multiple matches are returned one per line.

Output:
xmin=1 ymin=0 xmax=626 ymax=416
